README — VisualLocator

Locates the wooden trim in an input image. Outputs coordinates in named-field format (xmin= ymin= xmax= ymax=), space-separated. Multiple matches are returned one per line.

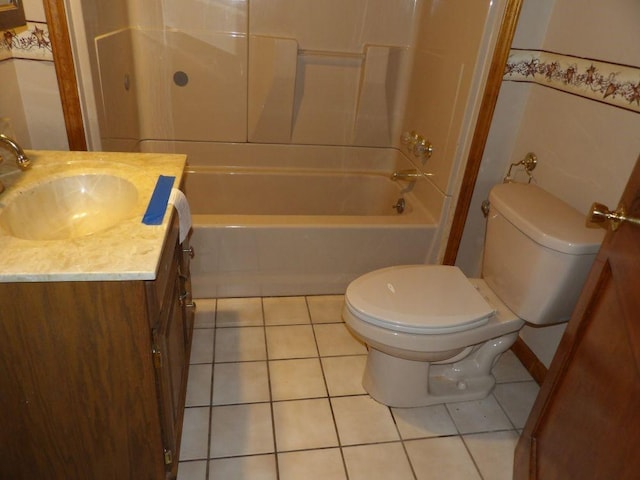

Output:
xmin=42 ymin=0 xmax=87 ymax=151
xmin=511 ymin=337 xmax=548 ymax=385
xmin=442 ymin=0 xmax=524 ymax=265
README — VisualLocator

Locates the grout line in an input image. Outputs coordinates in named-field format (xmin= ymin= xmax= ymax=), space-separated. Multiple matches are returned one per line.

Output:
xmin=388 ymin=408 xmax=419 ymax=480
xmin=305 ymin=295 xmax=351 ymax=480
xmin=204 ymin=300 xmax=218 ymax=479
xmin=260 ymin=297 xmax=281 ymax=479
xmin=459 ymin=434 xmax=487 ymax=480
xmin=492 ymin=390 xmax=520 ymax=431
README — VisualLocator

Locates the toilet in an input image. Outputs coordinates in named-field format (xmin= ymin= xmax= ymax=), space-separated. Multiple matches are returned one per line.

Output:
xmin=343 ymin=182 xmax=604 ymax=407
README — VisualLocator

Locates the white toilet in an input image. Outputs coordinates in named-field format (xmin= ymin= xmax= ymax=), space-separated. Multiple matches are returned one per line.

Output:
xmin=343 ymin=182 xmax=604 ymax=407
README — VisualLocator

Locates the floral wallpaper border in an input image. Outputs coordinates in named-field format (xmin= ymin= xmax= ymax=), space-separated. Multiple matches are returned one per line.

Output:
xmin=0 ymin=22 xmax=53 ymax=62
xmin=504 ymin=49 xmax=640 ymax=113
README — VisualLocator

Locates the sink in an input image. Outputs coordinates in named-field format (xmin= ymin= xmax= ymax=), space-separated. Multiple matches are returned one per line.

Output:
xmin=0 ymin=174 xmax=138 ymax=241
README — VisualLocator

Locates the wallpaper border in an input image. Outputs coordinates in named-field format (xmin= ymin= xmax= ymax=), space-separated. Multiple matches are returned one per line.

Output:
xmin=504 ymin=49 xmax=640 ymax=113
xmin=1 ymin=22 xmax=53 ymax=62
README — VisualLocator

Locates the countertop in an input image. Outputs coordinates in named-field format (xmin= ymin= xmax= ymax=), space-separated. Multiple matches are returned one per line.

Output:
xmin=0 ymin=150 xmax=187 ymax=282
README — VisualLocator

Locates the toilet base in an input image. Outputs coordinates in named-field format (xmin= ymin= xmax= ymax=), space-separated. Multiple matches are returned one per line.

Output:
xmin=362 ymin=332 xmax=519 ymax=407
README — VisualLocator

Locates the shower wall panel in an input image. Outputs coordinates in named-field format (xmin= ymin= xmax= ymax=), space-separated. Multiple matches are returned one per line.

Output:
xmin=247 ymin=0 xmax=417 ymax=146
xmin=92 ymin=0 xmax=418 ymax=148
xmin=133 ymin=30 xmax=247 ymax=142
xmin=95 ymin=29 xmax=140 ymax=141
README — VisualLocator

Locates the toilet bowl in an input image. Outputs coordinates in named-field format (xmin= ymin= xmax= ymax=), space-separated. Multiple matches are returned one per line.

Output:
xmin=344 ymin=265 xmax=524 ymax=406
xmin=343 ymin=182 xmax=604 ymax=407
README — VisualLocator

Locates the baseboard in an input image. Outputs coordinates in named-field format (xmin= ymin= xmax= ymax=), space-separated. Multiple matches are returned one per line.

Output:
xmin=511 ymin=337 xmax=547 ymax=385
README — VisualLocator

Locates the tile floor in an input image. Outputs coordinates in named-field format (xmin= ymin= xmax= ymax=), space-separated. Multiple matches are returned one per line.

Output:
xmin=177 ymin=295 xmax=539 ymax=480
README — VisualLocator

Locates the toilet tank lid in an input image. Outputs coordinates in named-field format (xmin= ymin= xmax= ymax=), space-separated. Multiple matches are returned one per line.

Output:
xmin=489 ymin=183 xmax=605 ymax=255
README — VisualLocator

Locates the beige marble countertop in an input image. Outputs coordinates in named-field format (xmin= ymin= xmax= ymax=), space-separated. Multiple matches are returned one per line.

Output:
xmin=0 ymin=150 xmax=187 ymax=282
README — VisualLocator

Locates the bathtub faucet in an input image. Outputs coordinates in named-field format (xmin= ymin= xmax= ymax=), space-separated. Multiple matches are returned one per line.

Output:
xmin=391 ymin=169 xmax=424 ymax=181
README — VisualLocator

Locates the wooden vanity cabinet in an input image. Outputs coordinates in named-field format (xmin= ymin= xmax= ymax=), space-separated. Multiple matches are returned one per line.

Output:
xmin=0 ymin=214 xmax=195 ymax=480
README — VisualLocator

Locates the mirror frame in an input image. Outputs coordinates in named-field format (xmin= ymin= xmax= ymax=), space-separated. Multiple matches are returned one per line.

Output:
xmin=43 ymin=0 xmax=522 ymax=264
xmin=0 ymin=0 xmax=26 ymax=31
xmin=43 ymin=0 xmax=87 ymax=151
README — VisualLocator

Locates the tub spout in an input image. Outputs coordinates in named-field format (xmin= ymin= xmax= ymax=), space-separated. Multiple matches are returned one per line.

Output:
xmin=391 ymin=169 xmax=423 ymax=181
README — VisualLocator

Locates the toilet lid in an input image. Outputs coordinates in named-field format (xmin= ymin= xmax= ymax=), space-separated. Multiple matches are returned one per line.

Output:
xmin=345 ymin=265 xmax=495 ymax=334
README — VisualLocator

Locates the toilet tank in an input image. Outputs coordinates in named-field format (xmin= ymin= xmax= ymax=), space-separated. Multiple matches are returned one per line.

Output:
xmin=482 ymin=183 xmax=605 ymax=325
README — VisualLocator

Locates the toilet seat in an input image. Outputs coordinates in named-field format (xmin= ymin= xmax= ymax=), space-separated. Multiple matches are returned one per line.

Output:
xmin=345 ymin=265 xmax=495 ymax=334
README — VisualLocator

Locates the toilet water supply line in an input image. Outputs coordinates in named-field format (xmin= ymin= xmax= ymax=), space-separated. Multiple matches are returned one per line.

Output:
xmin=481 ymin=152 xmax=538 ymax=217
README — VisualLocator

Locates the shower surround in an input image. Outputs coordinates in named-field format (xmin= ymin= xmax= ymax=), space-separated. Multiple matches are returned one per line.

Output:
xmin=68 ymin=0 xmax=506 ymax=290
xmin=82 ymin=0 xmax=420 ymax=150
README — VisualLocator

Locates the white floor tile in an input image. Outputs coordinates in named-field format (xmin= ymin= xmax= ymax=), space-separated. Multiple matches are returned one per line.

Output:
xmin=180 ymin=407 xmax=210 ymax=461
xmin=464 ymin=430 xmax=519 ymax=480
xmin=392 ymin=404 xmax=458 ymax=439
xmin=177 ymin=460 xmax=207 ymax=480
xmin=278 ymin=448 xmax=347 ymax=480
xmin=265 ymin=325 xmax=318 ymax=359
xmin=269 ymin=358 xmax=327 ymax=401
xmin=314 ymin=323 xmax=367 ymax=357
xmin=216 ymin=297 xmax=263 ymax=327
xmin=263 ymin=296 xmax=310 ymax=325
xmin=493 ymin=350 xmax=534 ymax=383
xmin=209 ymin=454 xmax=277 ymax=480
xmin=212 ymin=361 xmax=270 ymax=405
xmin=182 ymin=295 xmax=535 ymax=478
xmin=272 ymin=398 xmax=339 ymax=451
xmin=185 ymin=364 xmax=212 ymax=407
xmin=190 ymin=328 xmax=215 ymax=364
xmin=446 ymin=395 xmax=513 ymax=434
xmin=331 ymin=396 xmax=399 ymax=445
xmin=193 ymin=299 xmax=216 ymax=329
xmin=306 ymin=295 xmax=345 ymax=324
xmin=493 ymin=381 xmax=540 ymax=429
xmin=322 ymin=355 xmax=367 ymax=396
xmin=343 ymin=443 xmax=414 ymax=480
xmin=214 ymin=327 xmax=267 ymax=362
xmin=406 ymin=437 xmax=482 ymax=480
xmin=209 ymin=403 xmax=274 ymax=458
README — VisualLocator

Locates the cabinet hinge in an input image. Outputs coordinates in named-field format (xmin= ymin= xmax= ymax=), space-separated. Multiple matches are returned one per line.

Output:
xmin=152 ymin=344 xmax=162 ymax=369
xmin=163 ymin=448 xmax=173 ymax=465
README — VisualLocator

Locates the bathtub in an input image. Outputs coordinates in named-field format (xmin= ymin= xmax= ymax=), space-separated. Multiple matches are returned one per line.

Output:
xmin=184 ymin=165 xmax=439 ymax=298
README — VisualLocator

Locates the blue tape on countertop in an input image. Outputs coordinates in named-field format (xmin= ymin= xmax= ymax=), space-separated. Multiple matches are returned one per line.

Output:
xmin=142 ymin=175 xmax=176 ymax=225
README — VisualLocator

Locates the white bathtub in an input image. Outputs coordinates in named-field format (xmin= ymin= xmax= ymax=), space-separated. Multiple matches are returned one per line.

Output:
xmin=185 ymin=166 xmax=438 ymax=297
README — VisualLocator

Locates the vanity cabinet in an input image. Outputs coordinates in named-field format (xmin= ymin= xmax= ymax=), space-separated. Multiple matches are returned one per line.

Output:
xmin=0 ymin=214 xmax=194 ymax=480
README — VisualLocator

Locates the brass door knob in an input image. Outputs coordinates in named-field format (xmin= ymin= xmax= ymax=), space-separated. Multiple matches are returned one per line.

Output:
xmin=588 ymin=202 xmax=640 ymax=231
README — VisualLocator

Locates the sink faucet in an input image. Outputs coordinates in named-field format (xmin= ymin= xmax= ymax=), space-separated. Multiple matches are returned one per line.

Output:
xmin=0 ymin=134 xmax=31 ymax=194
xmin=0 ymin=134 xmax=31 ymax=169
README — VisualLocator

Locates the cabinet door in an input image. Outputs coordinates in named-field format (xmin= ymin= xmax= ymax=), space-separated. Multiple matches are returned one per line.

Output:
xmin=153 ymin=266 xmax=187 ymax=474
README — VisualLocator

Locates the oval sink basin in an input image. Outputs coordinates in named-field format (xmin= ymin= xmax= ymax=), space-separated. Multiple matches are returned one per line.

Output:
xmin=0 ymin=174 xmax=138 ymax=241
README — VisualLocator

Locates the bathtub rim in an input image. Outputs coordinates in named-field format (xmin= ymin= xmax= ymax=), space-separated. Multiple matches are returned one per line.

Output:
xmin=185 ymin=164 xmax=437 ymax=225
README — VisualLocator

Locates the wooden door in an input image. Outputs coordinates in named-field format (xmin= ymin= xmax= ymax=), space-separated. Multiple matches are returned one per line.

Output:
xmin=514 ymin=156 xmax=640 ymax=479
